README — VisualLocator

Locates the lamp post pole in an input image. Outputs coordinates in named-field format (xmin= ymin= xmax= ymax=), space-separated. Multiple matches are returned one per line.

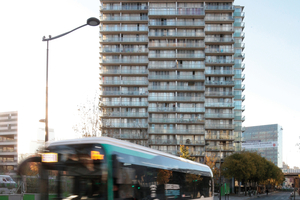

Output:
xmin=219 ymin=142 xmax=222 ymax=200
xmin=42 ymin=17 xmax=100 ymax=142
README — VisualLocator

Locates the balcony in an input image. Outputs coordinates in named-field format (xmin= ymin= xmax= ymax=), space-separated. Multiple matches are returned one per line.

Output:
xmin=149 ymin=9 xmax=205 ymax=16
xmin=148 ymin=118 xmax=204 ymax=124
xmin=148 ymin=96 xmax=205 ymax=102
xmin=234 ymin=74 xmax=245 ymax=79
xmin=149 ymin=139 xmax=205 ymax=145
xmin=148 ymin=85 xmax=205 ymax=91
xmin=100 ymin=27 xmax=148 ymax=32
xmin=205 ymin=134 xmax=234 ymax=140
xmin=101 ymin=101 xmax=148 ymax=107
xmin=100 ymin=58 xmax=148 ymax=64
xmin=233 ymin=32 xmax=245 ymax=38
xmin=234 ymin=84 xmax=245 ymax=90
xmin=235 ymin=126 xmax=246 ymax=131
xmin=233 ymin=12 xmax=245 ymax=17
xmin=205 ymin=59 xmax=235 ymax=65
xmin=148 ymin=63 xmax=205 ymax=70
xmin=0 ymin=139 xmax=17 ymax=145
xmin=100 ymin=37 xmax=148 ymax=43
xmin=99 ymin=69 xmax=148 ymax=75
xmin=0 ymin=151 xmax=17 ymax=156
xmin=234 ymin=115 xmax=245 ymax=121
xmin=99 ymin=80 xmax=148 ymax=86
xmin=100 ymin=91 xmax=148 ymax=96
xmin=205 ymin=38 xmax=234 ymax=43
xmin=148 ymin=21 xmax=205 ymax=27
xmin=205 ymin=124 xmax=235 ymax=129
xmin=205 ymin=91 xmax=234 ymax=97
xmin=100 ymin=16 xmax=148 ymax=22
xmin=102 ymin=112 xmax=148 ymax=118
xmin=177 ymin=53 xmax=205 ymax=59
xmin=234 ymin=63 xmax=245 ymax=70
xmin=190 ymin=151 xmax=205 ymax=156
xmin=205 ymin=81 xmax=235 ymax=86
xmin=148 ymin=32 xmax=205 ymax=38
xmin=102 ymin=123 xmax=148 ymax=128
xmin=234 ymin=22 xmax=245 ymax=28
xmin=234 ymin=43 xmax=245 ymax=48
xmin=206 ymin=146 xmax=234 ymax=151
xmin=234 ymin=105 xmax=245 ymax=111
xmin=205 ymin=16 xmax=234 ymax=22
xmin=205 ymin=70 xmax=234 ymax=75
xmin=148 ymin=75 xmax=205 ymax=81
xmin=100 ymin=48 xmax=148 ymax=54
xmin=159 ymin=150 xmax=178 ymax=155
xmin=148 ymin=128 xmax=205 ymax=134
xmin=234 ymin=53 xmax=245 ymax=59
xmin=205 ymin=103 xmax=234 ymax=108
xmin=0 ymin=161 xmax=17 ymax=166
xmin=102 ymin=133 xmax=148 ymax=140
xmin=148 ymin=53 xmax=176 ymax=59
xmin=205 ymin=113 xmax=234 ymax=119
xmin=205 ymin=27 xmax=234 ymax=33
xmin=148 ymin=107 xmax=205 ymax=113
xmin=234 ymin=94 xmax=245 ymax=101
xmin=205 ymin=5 xmax=234 ymax=11
xmin=205 ymin=48 xmax=234 ymax=55
xmin=148 ymin=42 xmax=205 ymax=48
xmin=100 ymin=5 xmax=149 ymax=11
xmin=149 ymin=139 xmax=177 ymax=145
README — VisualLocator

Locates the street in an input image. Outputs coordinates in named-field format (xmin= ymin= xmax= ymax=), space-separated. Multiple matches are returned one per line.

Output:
xmin=214 ymin=191 xmax=300 ymax=200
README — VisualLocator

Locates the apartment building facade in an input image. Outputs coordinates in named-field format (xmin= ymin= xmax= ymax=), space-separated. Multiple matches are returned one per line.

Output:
xmin=99 ymin=0 xmax=245 ymax=163
xmin=0 ymin=111 xmax=18 ymax=173
xmin=242 ymin=124 xmax=283 ymax=168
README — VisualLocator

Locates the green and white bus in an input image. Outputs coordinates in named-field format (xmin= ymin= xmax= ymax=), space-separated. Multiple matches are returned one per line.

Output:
xmin=18 ymin=137 xmax=213 ymax=200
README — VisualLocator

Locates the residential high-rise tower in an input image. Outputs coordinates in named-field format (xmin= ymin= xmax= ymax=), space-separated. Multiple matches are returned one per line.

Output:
xmin=99 ymin=0 xmax=245 ymax=163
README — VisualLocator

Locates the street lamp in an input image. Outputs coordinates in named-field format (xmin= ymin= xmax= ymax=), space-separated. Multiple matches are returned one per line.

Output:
xmin=42 ymin=17 xmax=100 ymax=142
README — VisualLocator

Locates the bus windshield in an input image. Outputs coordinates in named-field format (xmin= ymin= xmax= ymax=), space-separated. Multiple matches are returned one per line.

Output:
xmin=43 ymin=144 xmax=107 ymax=200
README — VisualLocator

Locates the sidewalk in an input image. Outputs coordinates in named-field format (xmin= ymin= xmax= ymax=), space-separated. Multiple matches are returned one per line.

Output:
xmin=213 ymin=191 xmax=300 ymax=200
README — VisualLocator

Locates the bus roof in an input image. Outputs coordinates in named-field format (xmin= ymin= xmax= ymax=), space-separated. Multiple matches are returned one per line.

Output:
xmin=47 ymin=137 xmax=213 ymax=176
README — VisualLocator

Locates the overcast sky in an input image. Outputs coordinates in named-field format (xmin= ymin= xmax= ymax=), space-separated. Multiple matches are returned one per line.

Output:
xmin=0 ymin=0 xmax=299 ymax=168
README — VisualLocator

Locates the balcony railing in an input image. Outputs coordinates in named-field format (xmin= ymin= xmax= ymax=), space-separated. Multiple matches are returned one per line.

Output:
xmin=148 ymin=118 xmax=205 ymax=123
xmin=205 ymin=92 xmax=233 ymax=96
xmin=205 ymin=27 xmax=233 ymax=32
xmin=100 ymin=5 xmax=149 ymax=11
xmin=0 ymin=139 xmax=17 ymax=143
xmin=100 ymin=59 xmax=148 ymax=63
xmin=234 ymin=53 xmax=245 ymax=59
xmin=148 ymin=75 xmax=205 ymax=80
xmin=102 ymin=133 xmax=148 ymax=140
xmin=100 ymin=69 xmax=148 ymax=74
xmin=100 ymin=27 xmax=148 ymax=32
xmin=100 ymin=16 xmax=148 ymax=21
xmin=148 ymin=21 xmax=205 ymax=26
xmin=102 ymin=123 xmax=148 ymax=128
xmin=205 ymin=16 xmax=234 ymax=21
xmin=234 ymin=63 xmax=245 ymax=69
xmin=149 ymin=9 xmax=205 ymax=16
xmin=100 ymin=80 xmax=148 ymax=85
xmin=148 ymin=53 xmax=176 ymax=58
xmin=205 ymin=5 xmax=233 ymax=10
xmin=234 ymin=43 xmax=245 ymax=48
xmin=148 ymin=128 xmax=205 ymax=134
xmin=234 ymin=95 xmax=245 ymax=101
xmin=205 ymin=81 xmax=235 ymax=86
xmin=100 ymin=91 xmax=148 ymax=96
xmin=234 ymin=84 xmax=245 ymax=90
xmin=149 ymin=139 xmax=205 ymax=145
xmin=205 ymin=59 xmax=235 ymax=64
xmin=177 ymin=54 xmax=205 ymax=58
xmin=234 ymin=115 xmax=245 ymax=121
xmin=148 ymin=96 xmax=205 ymax=101
xmin=148 ymin=107 xmax=205 ymax=112
xmin=206 ymin=146 xmax=235 ymax=151
xmin=205 ymin=70 xmax=234 ymax=75
xmin=148 ymin=85 xmax=205 ymax=91
xmin=205 ymin=103 xmax=234 ymax=107
xmin=205 ymin=124 xmax=235 ymax=129
xmin=234 ymin=105 xmax=245 ymax=110
xmin=101 ymin=48 xmax=149 ymax=53
xmin=100 ymin=37 xmax=148 ymax=43
xmin=205 ymin=135 xmax=234 ymax=140
xmin=234 ymin=22 xmax=245 ymax=27
xmin=233 ymin=12 xmax=245 ymax=17
xmin=101 ymin=101 xmax=148 ymax=107
xmin=205 ymin=113 xmax=234 ymax=118
xmin=205 ymin=38 xmax=234 ymax=43
xmin=205 ymin=49 xmax=234 ymax=54
xmin=148 ymin=32 xmax=205 ymax=37
xmin=234 ymin=74 xmax=245 ymax=79
xmin=233 ymin=32 xmax=245 ymax=37
xmin=148 ymin=64 xmax=205 ymax=69
xmin=102 ymin=112 xmax=148 ymax=117
xmin=148 ymin=43 xmax=205 ymax=48
xmin=235 ymin=126 xmax=246 ymax=131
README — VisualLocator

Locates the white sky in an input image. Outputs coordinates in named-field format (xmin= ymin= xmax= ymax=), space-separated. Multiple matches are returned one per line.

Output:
xmin=0 ymin=0 xmax=299 ymax=168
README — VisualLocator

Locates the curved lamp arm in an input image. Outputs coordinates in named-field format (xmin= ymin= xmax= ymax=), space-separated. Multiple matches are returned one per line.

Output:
xmin=42 ymin=24 xmax=88 ymax=41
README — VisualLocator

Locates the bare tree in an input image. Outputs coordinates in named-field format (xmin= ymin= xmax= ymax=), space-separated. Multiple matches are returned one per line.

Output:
xmin=73 ymin=92 xmax=100 ymax=137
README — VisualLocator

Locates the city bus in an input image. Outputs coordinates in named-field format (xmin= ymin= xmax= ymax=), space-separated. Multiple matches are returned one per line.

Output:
xmin=18 ymin=137 xmax=213 ymax=200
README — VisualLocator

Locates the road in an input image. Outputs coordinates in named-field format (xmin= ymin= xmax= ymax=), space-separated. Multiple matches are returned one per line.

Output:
xmin=214 ymin=191 xmax=299 ymax=200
